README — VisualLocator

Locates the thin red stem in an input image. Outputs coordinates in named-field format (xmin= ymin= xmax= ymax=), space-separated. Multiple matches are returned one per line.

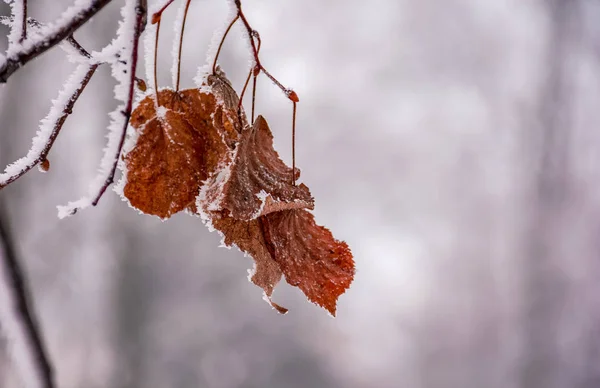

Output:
xmin=212 ymin=14 xmax=239 ymax=74
xmin=154 ymin=17 xmax=161 ymax=104
xmin=153 ymin=0 xmax=176 ymax=23
xmin=237 ymin=32 xmax=261 ymax=123
xmin=251 ymin=72 xmax=257 ymax=123
xmin=251 ymin=32 xmax=261 ymax=123
xmin=175 ymin=0 xmax=192 ymax=91
xmin=292 ymin=102 xmax=296 ymax=186
xmin=235 ymin=3 xmax=298 ymax=103
xmin=238 ymin=69 xmax=252 ymax=109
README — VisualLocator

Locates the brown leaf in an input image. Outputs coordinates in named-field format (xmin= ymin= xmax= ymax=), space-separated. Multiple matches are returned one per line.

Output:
xmin=262 ymin=209 xmax=354 ymax=316
xmin=218 ymin=115 xmax=314 ymax=220
xmin=123 ymin=85 xmax=239 ymax=219
xmin=209 ymin=211 xmax=288 ymax=314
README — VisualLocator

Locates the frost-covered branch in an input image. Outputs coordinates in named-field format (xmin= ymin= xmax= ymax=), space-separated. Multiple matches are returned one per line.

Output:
xmin=0 ymin=205 xmax=55 ymax=388
xmin=0 ymin=63 xmax=98 ymax=189
xmin=0 ymin=16 xmax=101 ymax=190
xmin=58 ymin=0 xmax=147 ymax=217
xmin=0 ymin=0 xmax=113 ymax=83
xmin=92 ymin=0 xmax=147 ymax=206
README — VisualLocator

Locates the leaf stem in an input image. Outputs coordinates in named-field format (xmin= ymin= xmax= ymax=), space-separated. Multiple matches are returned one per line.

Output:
xmin=211 ymin=14 xmax=239 ymax=75
xmin=175 ymin=0 xmax=192 ymax=91
xmin=154 ymin=18 xmax=160 ymax=104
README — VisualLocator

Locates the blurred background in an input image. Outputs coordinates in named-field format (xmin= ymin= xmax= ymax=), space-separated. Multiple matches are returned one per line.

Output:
xmin=1 ymin=0 xmax=600 ymax=387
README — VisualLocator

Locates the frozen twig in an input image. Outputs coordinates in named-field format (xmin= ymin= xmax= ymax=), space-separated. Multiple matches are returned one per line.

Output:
xmin=213 ymin=0 xmax=299 ymax=185
xmin=91 ymin=0 xmax=147 ymax=207
xmin=0 ymin=205 xmax=55 ymax=388
xmin=0 ymin=63 xmax=98 ymax=189
xmin=58 ymin=0 xmax=147 ymax=217
xmin=0 ymin=17 xmax=91 ymax=59
xmin=0 ymin=16 xmax=101 ymax=190
xmin=0 ymin=0 xmax=113 ymax=83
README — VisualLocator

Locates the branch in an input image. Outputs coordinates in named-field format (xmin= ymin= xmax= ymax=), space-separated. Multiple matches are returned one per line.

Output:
xmin=0 ymin=0 xmax=113 ymax=83
xmin=0 ymin=63 xmax=98 ymax=189
xmin=57 ymin=0 xmax=148 ymax=217
xmin=91 ymin=0 xmax=146 ymax=207
xmin=0 ymin=205 xmax=55 ymax=388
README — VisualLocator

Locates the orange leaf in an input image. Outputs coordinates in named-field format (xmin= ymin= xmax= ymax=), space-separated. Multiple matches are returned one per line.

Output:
xmin=262 ymin=209 xmax=354 ymax=316
xmin=201 ymin=115 xmax=313 ymax=221
xmin=123 ymin=73 xmax=244 ymax=219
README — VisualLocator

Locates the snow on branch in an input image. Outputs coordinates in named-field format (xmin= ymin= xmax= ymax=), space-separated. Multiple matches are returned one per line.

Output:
xmin=57 ymin=0 xmax=147 ymax=218
xmin=0 ymin=0 xmax=113 ymax=83
xmin=0 ymin=63 xmax=98 ymax=189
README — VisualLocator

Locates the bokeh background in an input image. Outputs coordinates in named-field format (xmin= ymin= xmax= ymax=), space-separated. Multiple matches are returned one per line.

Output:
xmin=2 ymin=0 xmax=600 ymax=387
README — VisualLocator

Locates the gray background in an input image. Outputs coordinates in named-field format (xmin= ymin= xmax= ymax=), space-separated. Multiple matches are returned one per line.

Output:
xmin=1 ymin=0 xmax=600 ymax=387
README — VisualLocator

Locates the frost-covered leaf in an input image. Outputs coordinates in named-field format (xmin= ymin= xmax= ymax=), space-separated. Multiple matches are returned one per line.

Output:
xmin=123 ymin=87 xmax=233 ymax=218
xmin=262 ymin=209 xmax=354 ymax=316
xmin=219 ymin=115 xmax=314 ymax=221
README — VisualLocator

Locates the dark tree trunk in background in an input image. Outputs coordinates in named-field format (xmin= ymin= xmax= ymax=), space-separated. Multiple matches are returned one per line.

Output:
xmin=521 ymin=1 xmax=600 ymax=387
xmin=521 ymin=1 xmax=573 ymax=387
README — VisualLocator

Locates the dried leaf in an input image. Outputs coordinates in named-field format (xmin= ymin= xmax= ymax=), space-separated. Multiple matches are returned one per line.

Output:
xmin=123 ymin=86 xmax=238 ymax=219
xmin=262 ymin=209 xmax=354 ymax=316
xmin=213 ymin=115 xmax=314 ymax=220
xmin=210 ymin=211 xmax=288 ymax=314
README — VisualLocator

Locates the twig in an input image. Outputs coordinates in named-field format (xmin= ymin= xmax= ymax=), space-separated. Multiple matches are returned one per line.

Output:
xmin=230 ymin=1 xmax=298 ymax=103
xmin=0 ymin=204 xmax=55 ymax=388
xmin=238 ymin=31 xmax=261 ymax=123
xmin=231 ymin=1 xmax=299 ymax=185
xmin=1 ymin=17 xmax=92 ymax=59
xmin=152 ymin=0 xmax=176 ymax=23
xmin=20 ymin=0 xmax=27 ymax=43
xmin=66 ymin=36 xmax=92 ymax=59
xmin=175 ymin=0 xmax=192 ymax=91
xmin=0 ymin=0 xmax=113 ymax=83
xmin=0 ymin=19 xmax=100 ymax=190
xmin=291 ymin=102 xmax=297 ymax=186
xmin=153 ymin=17 xmax=160 ymax=104
xmin=0 ymin=64 xmax=99 ymax=190
xmin=214 ymin=1 xmax=299 ymax=185
xmin=211 ymin=14 xmax=239 ymax=75
xmin=90 ymin=0 xmax=147 ymax=207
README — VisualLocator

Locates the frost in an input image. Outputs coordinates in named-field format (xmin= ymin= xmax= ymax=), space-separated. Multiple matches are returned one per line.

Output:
xmin=57 ymin=0 xmax=139 ymax=218
xmin=1 ymin=0 xmax=108 ymax=61
xmin=4 ymin=0 xmax=24 ymax=49
xmin=251 ymin=190 xmax=268 ymax=218
xmin=196 ymin=158 xmax=233 ymax=215
xmin=0 ymin=63 xmax=92 ymax=186
xmin=0 ymin=15 xmax=88 ymax=64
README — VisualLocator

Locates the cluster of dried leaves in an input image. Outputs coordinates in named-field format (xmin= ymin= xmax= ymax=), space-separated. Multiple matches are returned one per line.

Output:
xmin=0 ymin=0 xmax=354 ymax=316
xmin=121 ymin=67 xmax=354 ymax=315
